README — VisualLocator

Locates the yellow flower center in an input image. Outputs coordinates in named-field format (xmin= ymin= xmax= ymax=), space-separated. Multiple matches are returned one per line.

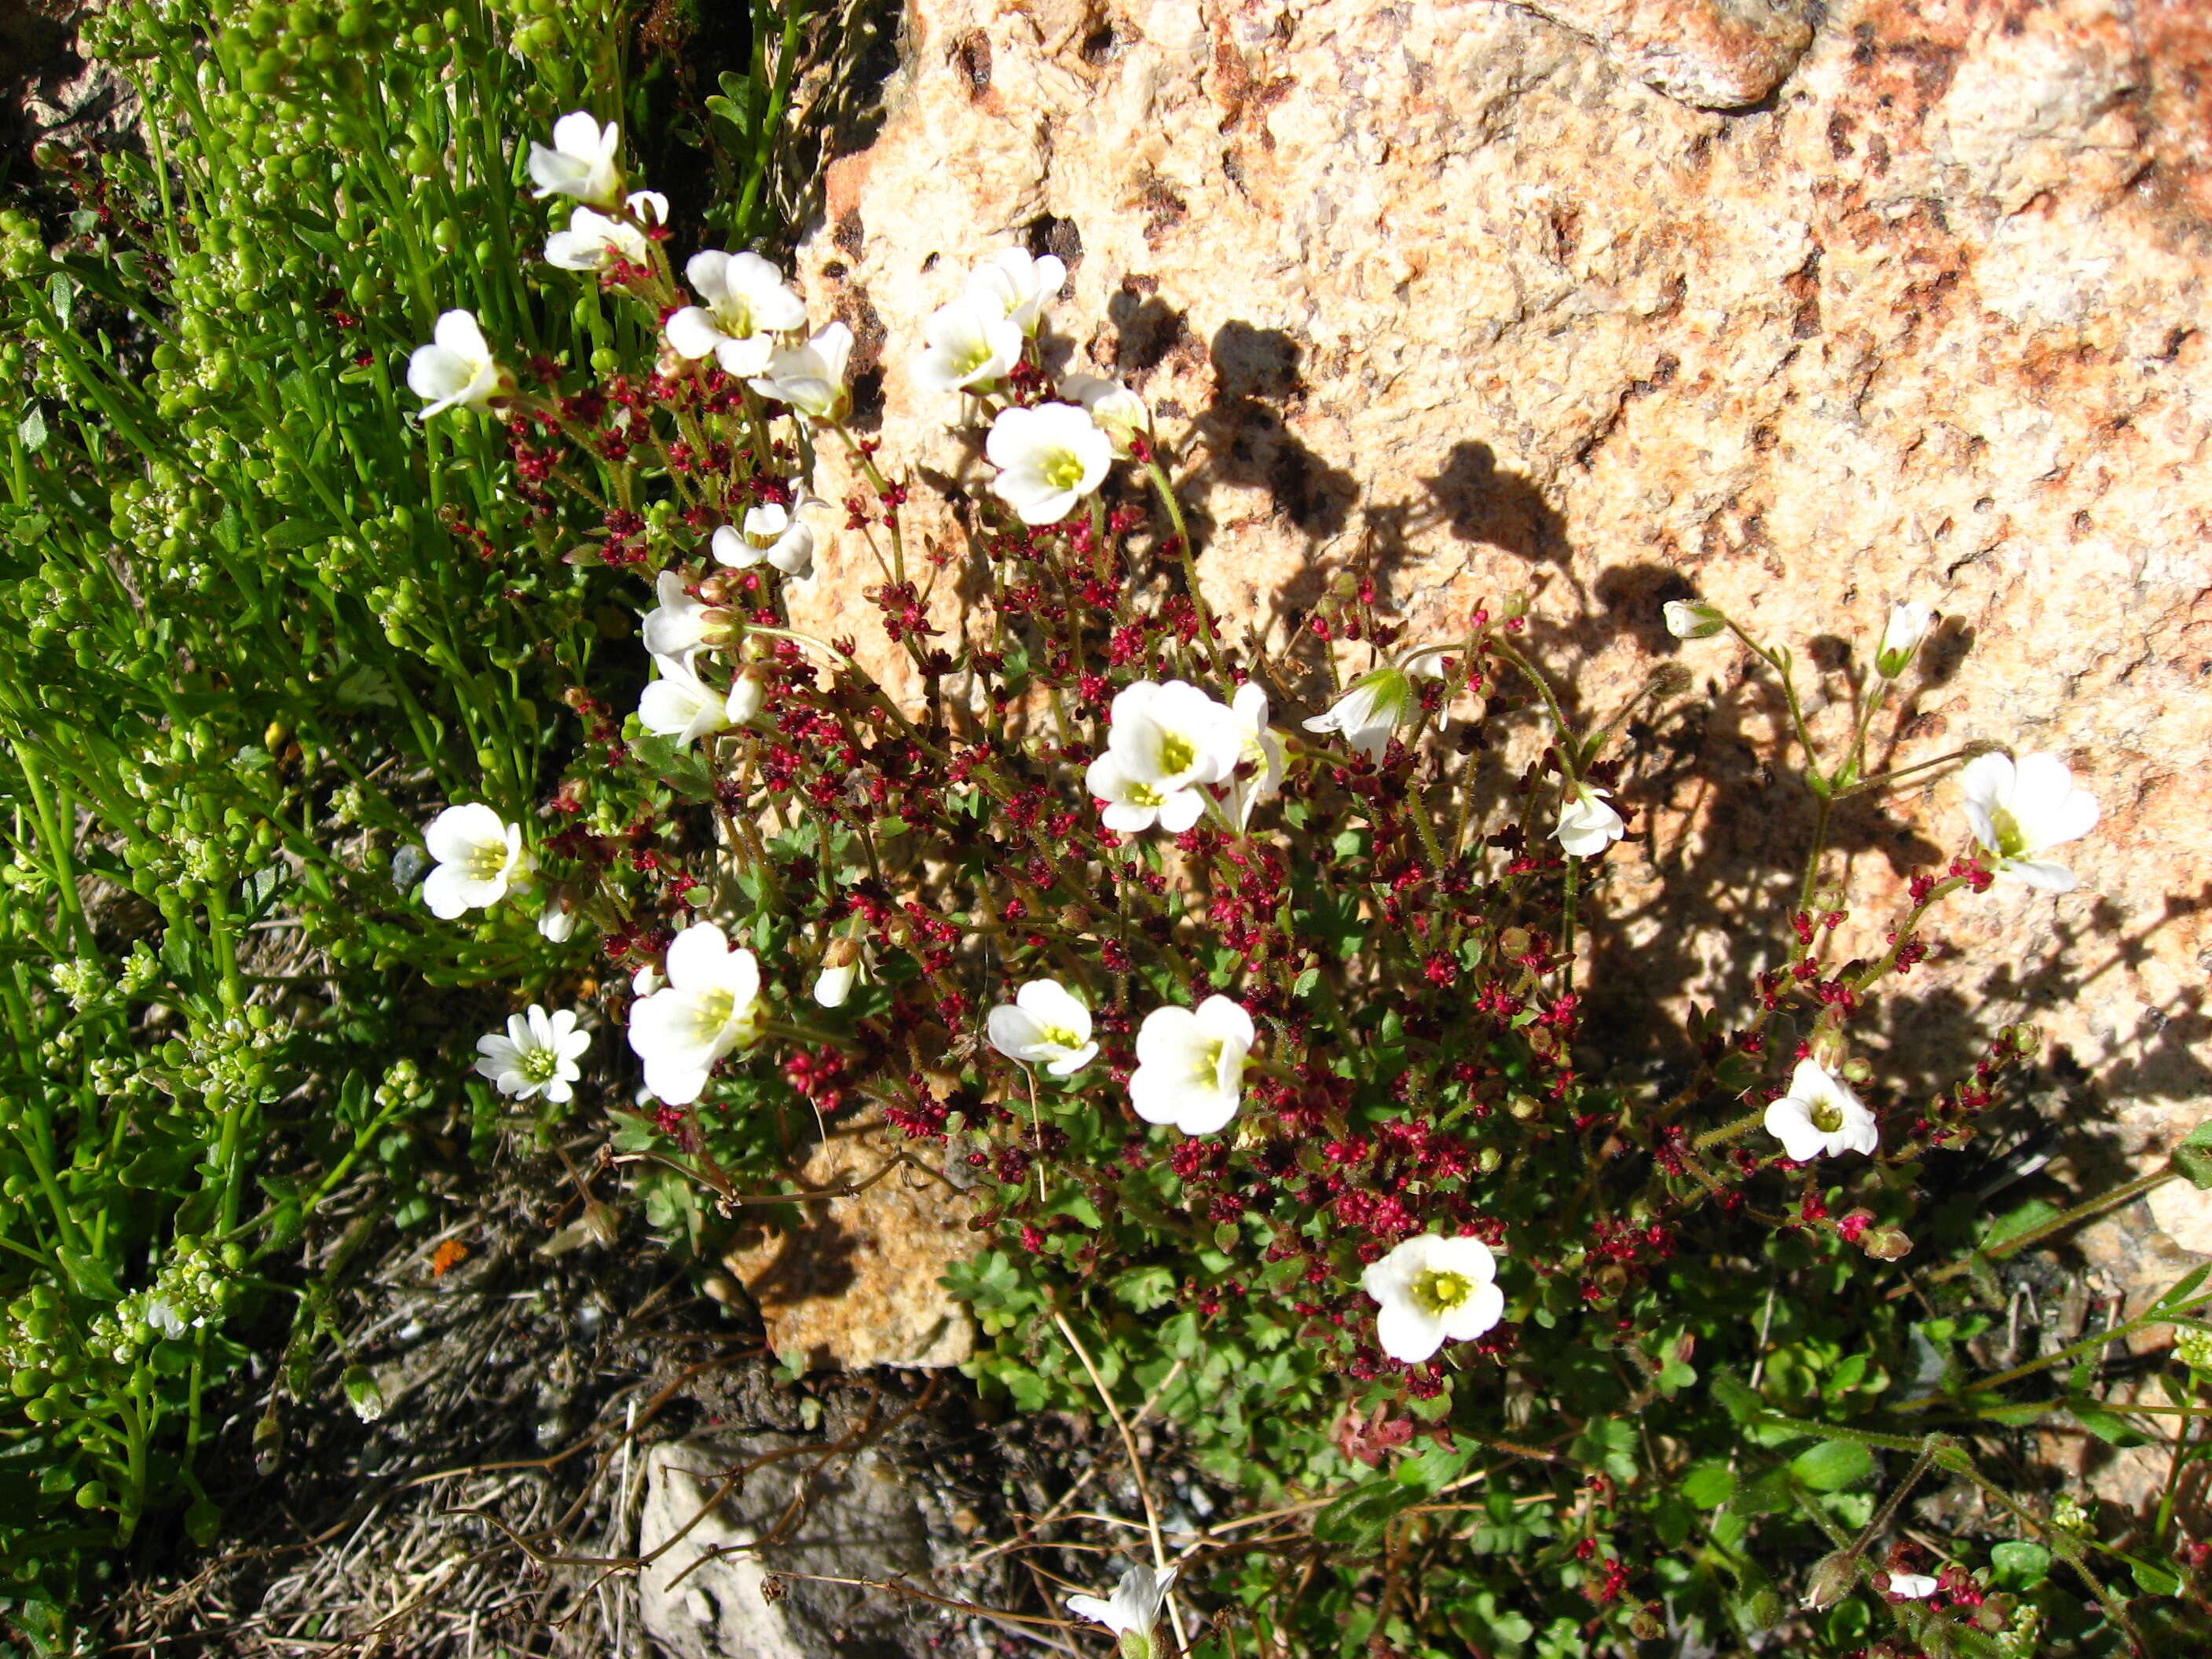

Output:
xmin=463 ymin=840 xmax=509 ymax=881
xmin=1990 ymin=806 xmax=2028 ymax=860
xmin=1126 ymin=780 xmax=1164 ymax=808
xmin=1039 ymin=1024 xmax=1080 ymax=1051
xmin=1042 ymin=447 xmax=1087 ymax=492
xmin=1156 ymin=731 xmax=1196 ymax=776
xmin=1412 ymin=1269 xmax=1474 ymax=1315
xmin=718 ymin=295 xmax=757 ymax=338
xmin=687 ymin=988 xmax=735 ymax=1046
xmin=1809 ymin=1098 xmax=1844 ymax=1133
xmin=1188 ymin=1038 xmax=1225 ymax=1090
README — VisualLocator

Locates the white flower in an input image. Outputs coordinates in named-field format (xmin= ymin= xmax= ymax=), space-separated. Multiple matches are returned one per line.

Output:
xmin=527 ymin=112 xmax=622 ymax=207
xmin=421 ymin=803 xmax=533 ymax=919
xmin=1553 ymin=782 xmax=1625 ymax=859
xmin=627 ymin=922 xmax=762 ymax=1104
xmin=985 ymin=401 xmax=1115 ymax=525
xmin=537 ymin=898 xmax=577 ymax=942
xmin=631 ymin=965 xmax=663 ymax=998
xmin=965 ymin=246 xmax=1068 ymax=335
xmin=727 ymin=664 xmax=767 ymax=723
xmin=406 ymin=309 xmax=507 ymax=417
xmin=641 ymin=569 xmax=731 ymax=657
xmin=1959 ymin=751 xmax=2098 ymax=892
xmin=712 ymin=500 xmax=818 ymax=577
xmin=1228 ymin=683 xmax=1284 ymax=830
xmin=1887 ymin=1573 xmax=1939 ymax=1600
xmin=748 ymin=322 xmax=854 ymax=422
xmin=1302 ymin=646 xmax=1450 ymax=760
xmin=544 ymin=190 xmax=666 ymax=270
xmin=1663 ymin=599 xmax=1726 ymax=639
xmin=813 ymin=939 xmax=865 ymax=1009
xmin=1875 ymin=599 xmax=1934 ymax=678
xmin=985 ymin=980 xmax=1098 ymax=1078
xmin=1086 ymin=680 xmax=1243 ymax=834
xmin=911 ymin=297 xmax=1023 ymax=396
xmin=1105 ymin=679 xmax=1243 ymax=791
xmin=665 ymin=251 xmax=808 ymax=377
xmin=1763 ymin=1058 xmax=1880 ymax=1162
xmin=638 ymin=652 xmax=742 ymax=747
xmin=1060 ymin=372 xmax=1152 ymax=458
xmin=1130 ymin=995 xmax=1254 ymax=1136
xmin=474 ymin=1005 xmax=591 ymax=1104
xmin=145 ymin=1296 xmax=189 ymax=1340
xmin=1363 ymin=1232 xmax=1505 ymax=1364
xmin=1066 ymin=1562 xmax=1177 ymax=1659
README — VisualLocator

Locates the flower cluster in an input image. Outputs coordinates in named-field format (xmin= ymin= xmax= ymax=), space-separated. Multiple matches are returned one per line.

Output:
xmin=375 ymin=115 xmax=2121 ymax=1649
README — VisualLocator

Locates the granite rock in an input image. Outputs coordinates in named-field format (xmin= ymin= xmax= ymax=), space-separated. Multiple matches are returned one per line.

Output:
xmin=720 ymin=1126 xmax=978 ymax=1368
xmin=785 ymin=0 xmax=2212 ymax=1247
xmin=637 ymin=1434 xmax=940 ymax=1659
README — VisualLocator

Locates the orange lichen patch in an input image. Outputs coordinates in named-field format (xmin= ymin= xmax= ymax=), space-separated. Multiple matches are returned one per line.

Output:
xmin=430 ymin=1238 xmax=470 ymax=1277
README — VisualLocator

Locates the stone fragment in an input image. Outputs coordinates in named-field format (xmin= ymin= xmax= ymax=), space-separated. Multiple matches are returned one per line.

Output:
xmin=720 ymin=1126 xmax=977 ymax=1368
xmin=789 ymin=0 xmax=2212 ymax=1252
xmin=638 ymin=1435 xmax=938 ymax=1659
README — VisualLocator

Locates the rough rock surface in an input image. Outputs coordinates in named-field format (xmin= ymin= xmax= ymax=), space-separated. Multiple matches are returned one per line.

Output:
xmin=1 ymin=0 xmax=130 ymax=165
xmin=638 ymin=1434 xmax=939 ymax=1659
xmin=720 ymin=1126 xmax=978 ymax=1368
xmin=786 ymin=0 xmax=2212 ymax=1252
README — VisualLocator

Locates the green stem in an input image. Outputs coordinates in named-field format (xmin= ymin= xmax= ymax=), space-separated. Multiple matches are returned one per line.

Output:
xmin=1894 ymin=1290 xmax=2212 ymax=1412
xmin=1144 ymin=459 xmax=1229 ymax=681
xmin=1694 ymin=1106 xmax=1768 ymax=1153
xmin=1919 ymin=1166 xmax=2178 ymax=1287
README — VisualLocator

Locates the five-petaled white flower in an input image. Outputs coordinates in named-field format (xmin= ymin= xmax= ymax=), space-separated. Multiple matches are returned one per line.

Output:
xmin=1554 ymin=782 xmax=1625 ymax=859
xmin=1663 ymin=599 xmax=1727 ymax=640
xmin=1763 ymin=1058 xmax=1879 ymax=1162
xmin=638 ymin=653 xmax=745 ymax=747
xmin=748 ymin=322 xmax=854 ymax=423
xmin=407 ymin=309 xmax=507 ymax=417
xmin=1061 ymin=372 xmax=1152 ymax=458
xmin=1108 ymin=680 xmax=1243 ymax=793
xmin=665 ymin=251 xmax=808 ymax=377
xmin=1302 ymin=646 xmax=1451 ymax=760
xmin=544 ymin=189 xmax=667 ymax=271
xmin=985 ymin=980 xmax=1098 ymax=1078
xmin=1875 ymin=599 xmax=1935 ymax=679
xmin=713 ymin=500 xmax=818 ymax=578
xmin=528 ymin=112 xmax=623 ymax=207
xmin=641 ymin=569 xmax=731 ymax=657
xmin=627 ymin=922 xmax=762 ymax=1104
xmin=1363 ymin=1232 xmax=1506 ymax=1364
xmin=965 ymin=246 xmax=1067 ymax=335
xmin=1087 ymin=679 xmax=1243 ymax=835
xmin=1130 ymin=995 xmax=1254 ymax=1136
xmin=475 ymin=1005 xmax=591 ymax=1104
xmin=911 ymin=297 xmax=1024 ymax=397
xmin=1228 ymin=683 xmax=1285 ymax=830
xmin=986 ymin=401 xmax=1115 ymax=525
xmin=421 ymin=803 xmax=533 ymax=919
xmin=1066 ymin=1562 xmax=1177 ymax=1659
xmin=1959 ymin=751 xmax=2098 ymax=893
